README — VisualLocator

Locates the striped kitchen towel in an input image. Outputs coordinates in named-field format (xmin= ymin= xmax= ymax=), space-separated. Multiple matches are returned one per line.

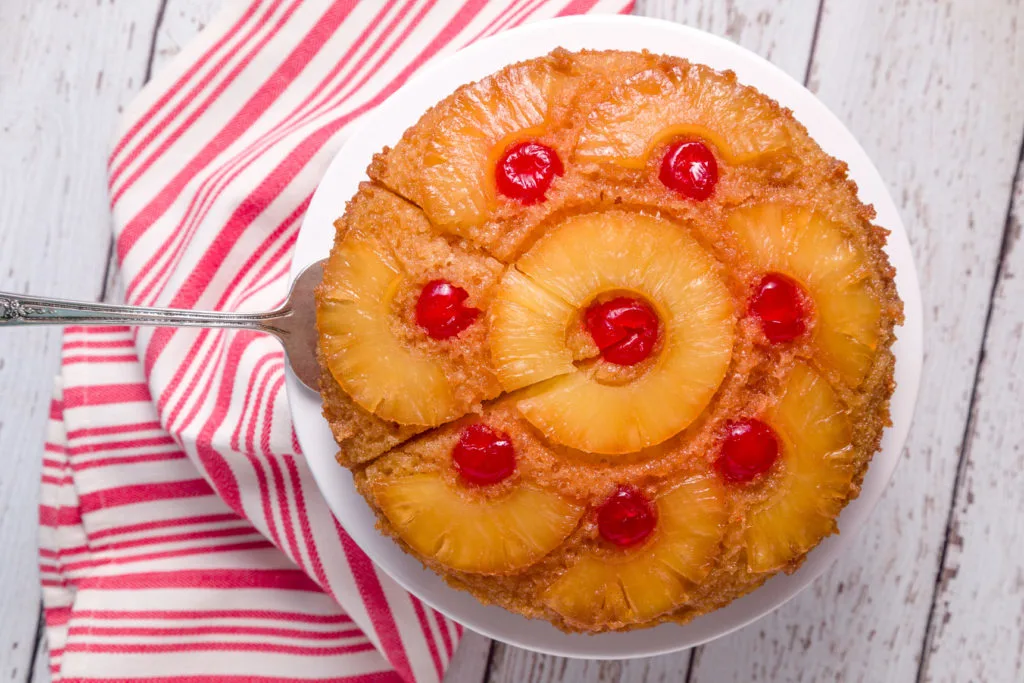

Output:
xmin=38 ymin=1 xmax=633 ymax=681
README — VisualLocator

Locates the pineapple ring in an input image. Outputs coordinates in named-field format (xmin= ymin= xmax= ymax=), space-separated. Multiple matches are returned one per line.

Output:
xmin=744 ymin=362 xmax=857 ymax=572
xmin=543 ymin=475 xmax=728 ymax=629
xmin=575 ymin=66 xmax=792 ymax=168
xmin=729 ymin=204 xmax=883 ymax=386
xmin=317 ymin=239 xmax=458 ymax=426
xmin=489 ymin=211 xmax=736 ymax=454
xmin=373 ymin=474 xmax=583 ymax=574
xmin=370 ymin=60 xmax=566 ymax=234
xmin=487 ymin=268 xmax=578 ymax=391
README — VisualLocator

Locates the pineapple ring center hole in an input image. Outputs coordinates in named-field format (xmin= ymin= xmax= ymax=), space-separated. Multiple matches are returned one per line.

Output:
xmin=570 ymin=290 xmax=663 ymax=377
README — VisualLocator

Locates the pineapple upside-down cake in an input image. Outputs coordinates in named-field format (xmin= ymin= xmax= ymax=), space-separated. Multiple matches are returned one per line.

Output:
xmin=314 ymin=49 xmax=903 ymax=633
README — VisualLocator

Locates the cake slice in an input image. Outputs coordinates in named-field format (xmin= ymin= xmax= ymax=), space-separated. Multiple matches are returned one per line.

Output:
xmin=729 ymin=204 xmax=885 ymax=386
xmin=373 ymin=474 xmax=583 ymax=574
xmin=368 ymin=57 xmax=571 ymax=256
xmin=315 ymin=184 xmax=504 ymax=465
xmin=543 ymin=476 xmax=727 ymax=629
xmin=744 ymin=362 xmax=858 ymax=572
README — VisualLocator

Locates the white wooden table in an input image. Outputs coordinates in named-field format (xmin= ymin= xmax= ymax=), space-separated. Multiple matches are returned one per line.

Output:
xmin=1 ymin=1 xmax=1022 ymax=681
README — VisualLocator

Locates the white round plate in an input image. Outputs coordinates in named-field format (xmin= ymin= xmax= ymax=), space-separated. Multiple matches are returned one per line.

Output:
xmin=286 ymin=15 xmax=923 ymax=659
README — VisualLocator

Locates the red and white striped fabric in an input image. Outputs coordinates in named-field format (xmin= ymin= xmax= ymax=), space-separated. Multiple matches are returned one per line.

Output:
xmin=39 ymin=1 xmax=633 ymax=681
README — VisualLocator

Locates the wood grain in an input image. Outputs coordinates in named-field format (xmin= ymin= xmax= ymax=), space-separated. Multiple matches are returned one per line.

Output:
xmin=690 ymin=1 xmax=1024 ymax=681
xmin=0 ymin=1 xmax=165 ymax=680
xmin=484 ymin=0 xmax=819 ymax=677
xmin=920 ymin=147 xmax=1024 ymax=681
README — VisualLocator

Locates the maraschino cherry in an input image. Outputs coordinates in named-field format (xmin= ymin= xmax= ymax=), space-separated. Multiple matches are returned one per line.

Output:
xmin=597 ymin=486 xmax=657 ymax=548
xmin=584 ymin=297 xmax=660 ymax=366
xmin=714 ymin=419 xmax=780 ymax=483
xmin=494 ymin=140 xmax=563 ymax=204
xmin=749 ymin=273 xmax=808 ymax=343
xmin=416 ymin=279 xmax=480 ymax=339
xmin=659 ymin=139 xmax=718 ymax=200
xmin=452 ymin=424 xmax=516 ymax=486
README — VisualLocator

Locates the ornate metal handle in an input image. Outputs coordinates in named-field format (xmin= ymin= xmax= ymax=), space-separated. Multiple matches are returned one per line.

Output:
xmin=0 ymin=292 xmax=288 ymax=333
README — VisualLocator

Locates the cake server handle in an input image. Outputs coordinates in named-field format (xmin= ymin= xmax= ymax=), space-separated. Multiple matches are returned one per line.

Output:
xmin=0 ymin=259 xmax=325 ymax=392
xmin=0 ymin=292 xmax=288 ymax=331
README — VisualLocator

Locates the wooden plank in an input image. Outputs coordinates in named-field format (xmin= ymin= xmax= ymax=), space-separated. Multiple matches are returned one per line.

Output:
xmin=920 ymin=147 xmax=1024 ymax=680
xmin=488 ymin=645 xmax=691 ymax=683
xmin=0 ymin=1 xmax=165 ymax=680
xmin=633 ymin=0 xmax=821 ymax=81
xmin=690 ymin=1 xmax=1024 ymax=682
xmin=444 ymin=631 xmax=494 ymax=683
xmin=486 ymin=0 xmax=820 ymax=679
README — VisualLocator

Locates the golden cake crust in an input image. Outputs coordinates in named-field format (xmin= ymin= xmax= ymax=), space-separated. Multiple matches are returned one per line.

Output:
xmin=315 ymin=49 xmax=903 ymax=633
